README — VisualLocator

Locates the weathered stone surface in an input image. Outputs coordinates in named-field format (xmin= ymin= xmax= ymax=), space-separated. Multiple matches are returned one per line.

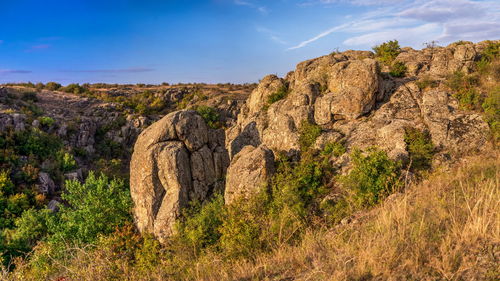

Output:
xmin=38 ymin=172 xmax=56 ymax=195
xmin=130 ymin=110 xmax=229 ymax=242
xmin=226 ymin=41 xmax=492 ymax=168
xmin=225 ymin=145 xmax=275 ymax=205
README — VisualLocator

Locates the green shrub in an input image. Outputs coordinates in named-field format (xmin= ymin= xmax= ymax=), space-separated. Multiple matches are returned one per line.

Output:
xmin=195 ymin=106 xmax=221 ymax=129
xmin=373 ymin=40 xmax=401 ymax=64
xmin=0 ymin=170 xmax=14 ymax=195
xmin=321 ymin=141 xmax=346 ymax=157
xmin=389 ymin=61 xmax=407 ymax=77
xmin=404 ymin=128 xmax=434 ymax=171
xmin=38 ymin=116 xmax=55 ymax=127
xmin=44 ymin=82 xmax=61 ymax=91
xmin=61 ymin=83 xmax=86 ymax=95
xmin=14 ymin=129 xmax=62 ymax=159
xmin=176 ymin=194 xmax=225 ymax=253
xmin=219 ymin=194 xmax=268 ymax=258
xmin=482 ymin=86 xmax=500 ymax=143
xmin=48 ymin=172 xmax=132 ymax=245
xmin=266 ymin=84 xmax=289 ymax=107
xmin=446 ymin=71 xmax=483 ymax=110
xmin=298 ymin=120 xmax=322 ymax=151
xmin=56 ymin=150 xmax=77 ymax=172
xmin=340 ymin=148 xmax=401 ymax=207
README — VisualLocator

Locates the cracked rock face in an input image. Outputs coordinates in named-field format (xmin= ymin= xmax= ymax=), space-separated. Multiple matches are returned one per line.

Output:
xmin=226 ymin=41 xmax=492 ymax=171
xmin=130 ymin=110 xmax=229 ymax=242
xmin=224 ymin=145 xmax=275 ymax=205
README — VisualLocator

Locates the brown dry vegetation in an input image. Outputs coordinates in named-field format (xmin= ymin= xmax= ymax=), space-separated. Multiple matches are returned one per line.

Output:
xmin=8 ymin=151 xmax=498 ymax=281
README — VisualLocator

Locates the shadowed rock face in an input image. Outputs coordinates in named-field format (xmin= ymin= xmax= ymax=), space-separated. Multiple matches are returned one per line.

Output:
xmin=130 ymin=110 xmax=229 ymax=242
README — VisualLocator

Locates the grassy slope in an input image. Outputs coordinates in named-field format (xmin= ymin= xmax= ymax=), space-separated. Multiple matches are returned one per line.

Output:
xmin=9 ymin=151 xmax=498 ymax=281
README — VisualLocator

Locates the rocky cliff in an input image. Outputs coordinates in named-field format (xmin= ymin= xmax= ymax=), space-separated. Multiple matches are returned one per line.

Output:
xmin=130 ymin=40 xmax=497 ymax=241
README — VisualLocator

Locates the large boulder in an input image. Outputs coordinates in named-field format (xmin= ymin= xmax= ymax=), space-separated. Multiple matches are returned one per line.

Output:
xmin=130 ymin=110 xmax=229 ymax=242
xmin=225 ymin=145 xmax=275 ymax=205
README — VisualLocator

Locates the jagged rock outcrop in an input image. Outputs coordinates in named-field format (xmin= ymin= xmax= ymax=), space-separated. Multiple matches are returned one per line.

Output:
xmin=224 ymin=145 xmax=275 ymax=205
xmin=130 ymin=110 xmax=229 ymax=242
xmin=226 ymin=40 xmax=493 ymax=179
xmin=128 ymin=40 xmax=495 ymax=241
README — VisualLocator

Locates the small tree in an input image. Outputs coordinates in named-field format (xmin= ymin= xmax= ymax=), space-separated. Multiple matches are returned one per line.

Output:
xmin=373 ymin=40 xmax=401 ymax=64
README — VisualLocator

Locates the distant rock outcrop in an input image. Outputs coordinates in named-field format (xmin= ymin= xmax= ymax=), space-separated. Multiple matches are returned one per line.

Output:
xmin=130 ymin=110 xmax=229 ymax=242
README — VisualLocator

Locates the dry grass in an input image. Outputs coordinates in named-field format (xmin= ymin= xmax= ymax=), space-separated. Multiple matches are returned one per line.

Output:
xmin=9 ymin=153 xmax=499 ymax=281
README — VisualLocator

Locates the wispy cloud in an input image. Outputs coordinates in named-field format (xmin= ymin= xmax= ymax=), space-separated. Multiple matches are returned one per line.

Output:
xmin=62 ymin=67 xmax=155 ymax=73
xmin=0 ymin=69 xmax=32 ymax=75
xmin=0 ymin=40 xmax=3 ymax=44
xmin=290 ymin=0 xmax=500 ymax=50
xmin=234 ymin=0 xmax=269 ymax=15
xmin=288 ymin=23 xmax=349 ymax=50
xmin=25 ymin=44 xmax=51 ymax=52
xmin=257 ymin=27 xmax=288 ymax=45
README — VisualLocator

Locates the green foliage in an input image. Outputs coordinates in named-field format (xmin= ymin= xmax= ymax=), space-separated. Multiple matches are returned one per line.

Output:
xmin=44 ymin=82 xmax=61 ymax=91
xmin=14 ymin=128 xmax=63 ymax=159
xmin=416 ymin=75 xmax=439 ymax=90
xmin=373 ymin=40 xmax=401 ymax=64
xmin=0 ymin=170 xmax=14 ymax=195
xmin=218 ymin=195 xmax=267 ymax=258
xmin=61 ymin=83 xmax=87 ymax=95
xmin=476 ymin=41 xmax=500 ymax=73
xmin=37 ymin=116 xmax=55 ymax=127
xmin=176 ymin=195 xmax=225 ymax=253
xmin=195 ymin=106 xmax=221 ymax=129
xmin=266 ymin=84 xmax=289 ymax=107
xmin=56 ymin=150 xmax=77 ymax=172
xmin=21 ymin=91 xmax=38 ymax=102
xmin=389 ymin=61 xmax=407 ymax=77
xmin=298 ymin=120 xmax=322 ymax=151
xmin=49 ymin=172 xmax=132 ymax=245
xmin=340 ymin=148 xmax=401 ymax=208
xmin=482 ymin=87 xmax=500 ymax=143
xmin=404 ymin=128 xmax=434 ymax=171
xmin=177 ymin=89 xmax=207 ymax=110
xmin=321 ymin=141 xmax=346 ymax=157
xmin=446 ymin=71 xmax=483 ymax=110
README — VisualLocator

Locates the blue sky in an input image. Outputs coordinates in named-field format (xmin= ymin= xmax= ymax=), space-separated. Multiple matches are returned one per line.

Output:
xmin=1 ymin=0 xmax=499 ymax=84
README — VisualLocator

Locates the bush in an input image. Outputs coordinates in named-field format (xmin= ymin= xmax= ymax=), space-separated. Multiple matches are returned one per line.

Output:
xmin=482 ymin=86 xmax=500 ymax=143
xmin=195 ymin=106 xmax=221 ymax=129
xmin=389 ymin=61 xmax=407 ymax=77
xmin=340 ymin=148 xmax=401 ymax=207
xmin=56 ymin=150 xmax=77 ymax=172
xmin=61 ymin=83 xmax=86 ymax=95
xmin=321 ymin=141 xmax=346 ymax=157
xmin=176 ymin=194 xmax=225 ymax=253
xmin=298 ymin=120 xmax=322 ymax=151
xmin=373 ymin=40 xmax=401 ymax=64
xmin=44 ymin=82 xmax=61 ymax=91
xmin=446 ymin=71 xmax=483 ymax=110
xmin=266 ymin=84 xmax=289 ymax=107
xmin=37 ymin=116 xmax=55 ymax=127
xmin=14 ymin=128 xmax=63 ymax=159
xmin=404 ymin=128 xmax=434 ymax=171
xmin=48 ymin=172 xmax=132 ymax=245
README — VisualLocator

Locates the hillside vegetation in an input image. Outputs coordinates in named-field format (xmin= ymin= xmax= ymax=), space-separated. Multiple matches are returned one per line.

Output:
xmin=0 ymin=40 xmax=499 ymax=281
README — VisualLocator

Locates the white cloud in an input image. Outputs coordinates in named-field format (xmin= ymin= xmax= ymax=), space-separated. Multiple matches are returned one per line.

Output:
xmin=289 ymin=0 xmax=500 ymax=50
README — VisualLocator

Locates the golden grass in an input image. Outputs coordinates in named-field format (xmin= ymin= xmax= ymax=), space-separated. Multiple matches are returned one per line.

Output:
xmin=9 ymin=152 xmax=499 ymax=281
